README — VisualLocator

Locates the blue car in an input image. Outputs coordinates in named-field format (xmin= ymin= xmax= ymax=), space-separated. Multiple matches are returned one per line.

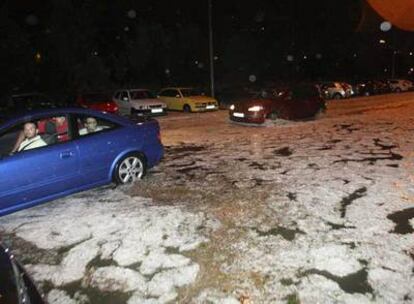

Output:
xmin=0 ymin=108 xmax=163 ymax=216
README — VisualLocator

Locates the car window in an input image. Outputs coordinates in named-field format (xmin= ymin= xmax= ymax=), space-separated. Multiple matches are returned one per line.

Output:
xmin=181 ymin=88 xmax=204 ymax=97
xmin=0 ymin=115 xmax=70 ymax=157
xmin=120 ymin=91 xmax=129 ymax=100
xmin=9 ymin=94 xmax=55 ymax=111
xmin=161 ymin=89 xmax=178 ymax=97
xmin=82 ymin=93 xmax=111 ymax=104
xmin=130 ymin=90 xmax=155 ymax=99
xmin=76 ymin=114 xmax=118 ymax=137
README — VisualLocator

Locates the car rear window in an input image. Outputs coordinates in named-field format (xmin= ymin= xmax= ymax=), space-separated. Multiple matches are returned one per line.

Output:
xmin=130 ymin=90 xmax=155 ymax=99
xmin=83 ymin=93 xmax=111 ymax=103
xmin=181 ymin=88 xmax=204 ymax=97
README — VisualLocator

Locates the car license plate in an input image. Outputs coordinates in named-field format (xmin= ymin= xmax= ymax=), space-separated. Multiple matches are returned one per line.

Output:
xmin=151 ymin=108 xmax=163 ymax=113
xmin=206 ymin=105 xmax=215 ymax=109
xmin=233 ymin=112 xmax=244 ymax=118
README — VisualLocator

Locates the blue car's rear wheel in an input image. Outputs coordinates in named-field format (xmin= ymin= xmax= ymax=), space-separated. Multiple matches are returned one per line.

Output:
xmin=114 ymin=153 xmax=146 ymax=184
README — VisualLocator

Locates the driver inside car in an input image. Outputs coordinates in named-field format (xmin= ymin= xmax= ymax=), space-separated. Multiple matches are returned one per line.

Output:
xmin=17 ymin=122 xmax=47 ymax=152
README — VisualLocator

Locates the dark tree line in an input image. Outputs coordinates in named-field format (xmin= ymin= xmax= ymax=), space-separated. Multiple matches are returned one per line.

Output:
xmin=1 ymin=0 xmax=412 ymax=97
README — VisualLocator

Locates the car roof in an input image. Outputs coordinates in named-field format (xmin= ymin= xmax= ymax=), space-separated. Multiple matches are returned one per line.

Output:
xmin=11 ymin=92 xmax=50 ymax=98
xmin=0 ymin=108 xmax=130 ymax=129
xmin=116 ymin=88 xmax=151 ymax=92
xmin=160 ymin=87 xmax=193 ymax=90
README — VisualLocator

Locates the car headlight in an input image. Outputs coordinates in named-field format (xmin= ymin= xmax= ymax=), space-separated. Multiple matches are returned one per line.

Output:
xmin=229 ymin=104 xmax=235 ymax=110
xmin=248 ymin=105 xmax=263 ymax=112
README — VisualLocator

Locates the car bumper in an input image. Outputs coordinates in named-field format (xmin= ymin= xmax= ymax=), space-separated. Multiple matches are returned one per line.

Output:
xmin=132 ymin=108 xmax=167 ymax=116
xmin=229 ymin=111 xmax=265 ymax=124
xmin=193 ymin=105 xmax=219 ymax=112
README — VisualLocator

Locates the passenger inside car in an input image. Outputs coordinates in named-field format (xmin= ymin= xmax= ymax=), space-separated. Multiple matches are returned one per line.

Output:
xmin=79 ymin=117 xmax=104 ymax=135
xmin=38 ymin=116 xmax=68 ymax=144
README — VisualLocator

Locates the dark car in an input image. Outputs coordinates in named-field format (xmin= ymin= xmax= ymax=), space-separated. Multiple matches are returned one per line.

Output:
xmin=1 ymin=93 xmax=61 ymax=122
xmin=75 ymin=92 xmax=119 ymax=114
xmin=0 ymin=108 xmax=163 ymax=216
xmin=0 ymin=243 xmax=45 ymax=304
xmin=354 ymin=80 xmax=377 ymax=96
xmin=229 ymin=84 xmax=326 ymax=124
xmin=373 ymin=80 xmax=392 ymax=94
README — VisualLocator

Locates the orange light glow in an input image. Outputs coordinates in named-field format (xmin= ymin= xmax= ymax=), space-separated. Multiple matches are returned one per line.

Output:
xmin=367 ymin=0 xmax=414 ymax=31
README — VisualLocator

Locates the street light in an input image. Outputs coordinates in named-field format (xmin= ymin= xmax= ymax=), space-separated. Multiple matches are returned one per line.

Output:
xmin=208 ymin=0 xmax=215 ymax=98
xmin=379 ymin=21 xmax=397 ymax=78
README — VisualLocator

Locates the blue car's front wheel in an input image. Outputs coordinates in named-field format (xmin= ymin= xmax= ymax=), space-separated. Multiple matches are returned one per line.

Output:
xmin=114 ymin=153 xmax=146 ymax=184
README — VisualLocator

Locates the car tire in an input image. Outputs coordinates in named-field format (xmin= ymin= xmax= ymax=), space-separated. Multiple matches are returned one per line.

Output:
xmin=333 ymin=93 xmax=342 ymax=100
xmin=183 ymin=104 xmax=191 ymax=112
xmin=113 ymin=153 xmax=146 ymax=184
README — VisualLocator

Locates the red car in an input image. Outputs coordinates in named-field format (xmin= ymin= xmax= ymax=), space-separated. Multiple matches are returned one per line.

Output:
xmin=75 ymin=93 xmax=119 ymax=114
xmin=229 ymin=84 xmax=326 ymax=124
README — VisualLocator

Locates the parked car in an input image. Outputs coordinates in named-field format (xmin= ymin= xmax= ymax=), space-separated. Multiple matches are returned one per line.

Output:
xmin=215 ymin=86 xmax=252 ymax=109
xmin=339 ymin=82 xmax=355 ymax=97
xmin=0 ymin=108 xmax=163 ymax=216
xmin=388 ymin=79 xmax=414 ymax=92
xmin=113 ymin=89 xmax=167 ymax=116
xmin=229 ymin=84 xmax=326 ymax=124
xmin=0 ymin=243 xmax=46 ymax=304
xmin=319 ymin=82 xmax=348 ymax=99
xmin=75 ymin=92 xmax=119 ymax=114
xmin=374 ymin=79 xmax=392 ymax=94
xmin=2 ymin=92 xmax=59 ymax=115
xmin=158 ymin=87 xmax=218 ymax=112
xmin=354 ymin=79 xmax=392 ymax=96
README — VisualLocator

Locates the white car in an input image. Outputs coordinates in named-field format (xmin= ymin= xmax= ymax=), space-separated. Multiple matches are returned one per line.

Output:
xmin=113 ymin=89 xmax=167 ymax=116
xmin=388 ymin=79 xmax=414 ymax=93
xmin=320 ymin=82 xmax=347 ymax=100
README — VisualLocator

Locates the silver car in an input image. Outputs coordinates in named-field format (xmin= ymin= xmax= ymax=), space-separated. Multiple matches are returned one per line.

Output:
xmin=113 ymin=89 xmax=167 ymax=116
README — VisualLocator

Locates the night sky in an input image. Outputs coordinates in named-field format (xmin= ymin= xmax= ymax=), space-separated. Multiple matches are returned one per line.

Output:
xmin=1 ymin=0 xmax=413 ymax=95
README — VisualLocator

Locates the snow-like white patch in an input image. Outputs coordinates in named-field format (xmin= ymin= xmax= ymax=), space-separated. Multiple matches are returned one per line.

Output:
xmin=47 ymin=289 xmax=76 ymax=304
xmin=28 ymin=239 xmax=99 ymax=286
xmin=127 ymin=292 xmax=177 ymax=304
xmin=309 ymin=245 xmax=361 ymax=276
xmin=88 ymin=266 xmax=147 ymax=293
xmin=140 ymin=250 xmax=191 ymax=275
xmin=298 ymin=274 xmax=374 ymax=304
xmin=194 ymin=289 xmax=240 ymax=304
xmin=146 ymin=263 xmax=199 ymax=297
xmin=1 ymin=190 xmax=208 ymax=303
xmin=368 ymin=267 xmax=414 ymax=303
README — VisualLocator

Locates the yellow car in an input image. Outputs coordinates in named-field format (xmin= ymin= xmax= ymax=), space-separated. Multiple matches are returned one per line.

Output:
xmin=158 ymin=87 xmax=218 ymax=112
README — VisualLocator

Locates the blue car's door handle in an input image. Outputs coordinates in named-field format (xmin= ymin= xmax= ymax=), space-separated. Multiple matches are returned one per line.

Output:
xmin=60 ymin=151 xmax=74 ymax=159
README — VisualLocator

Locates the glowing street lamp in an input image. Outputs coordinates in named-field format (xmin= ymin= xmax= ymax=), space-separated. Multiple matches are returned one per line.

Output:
xmin=34 ymin=52 xmax=42 ymax=63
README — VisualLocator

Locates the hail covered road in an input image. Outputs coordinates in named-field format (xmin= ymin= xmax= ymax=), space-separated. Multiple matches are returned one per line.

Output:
xmin=1 ymin=92 xmax=414 ymax=304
